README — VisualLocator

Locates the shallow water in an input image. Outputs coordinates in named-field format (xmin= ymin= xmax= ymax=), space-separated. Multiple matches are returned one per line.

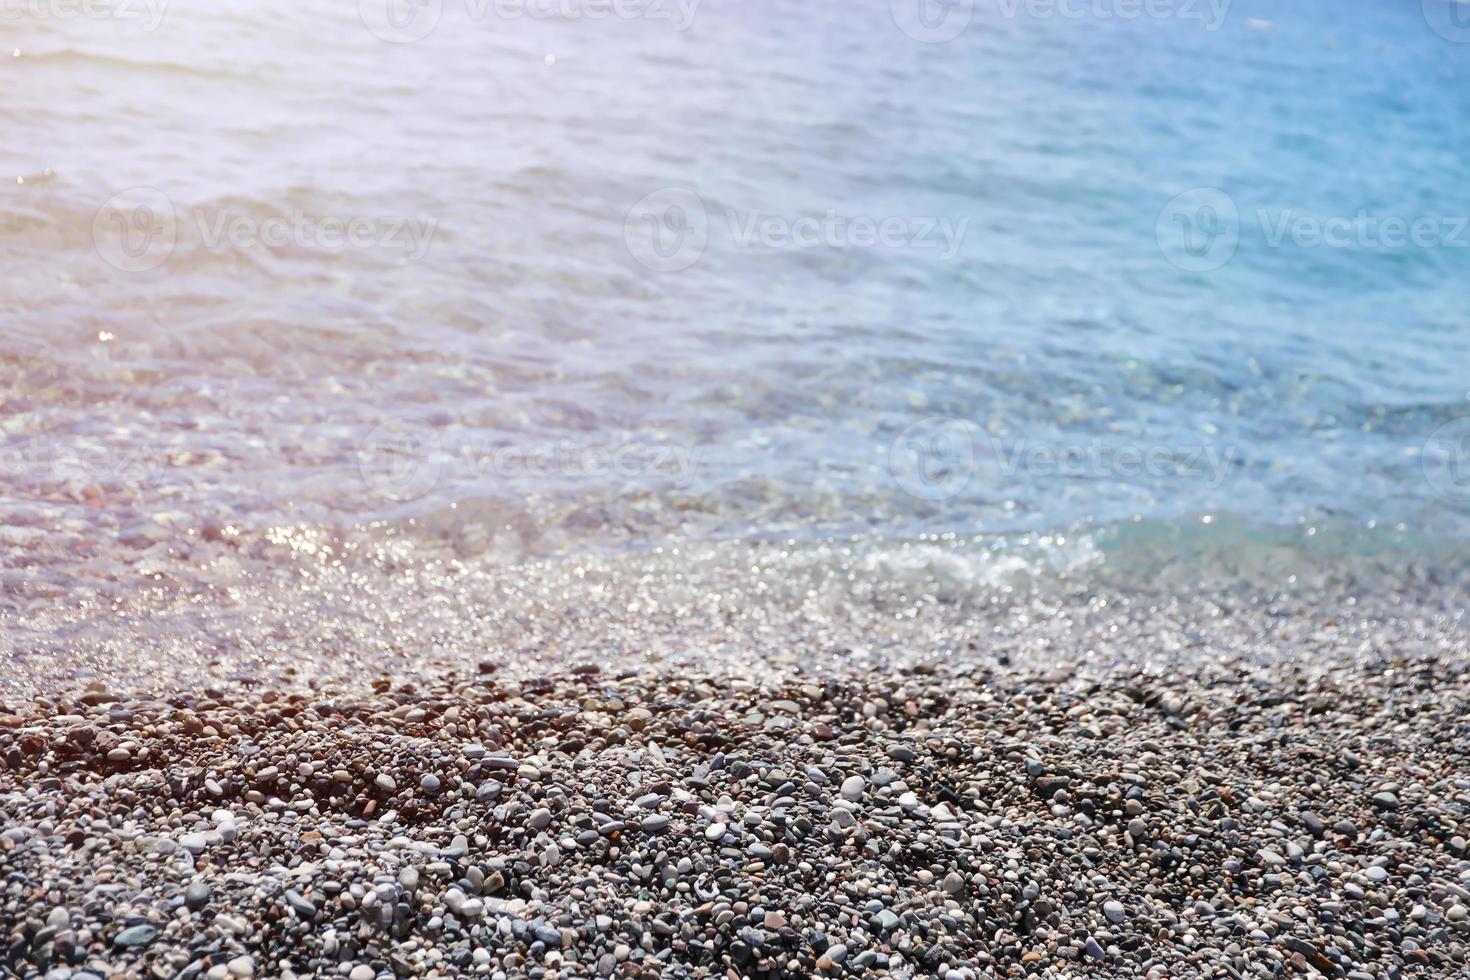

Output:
xmin=3 ymin=0 xmax=1469 ymax=647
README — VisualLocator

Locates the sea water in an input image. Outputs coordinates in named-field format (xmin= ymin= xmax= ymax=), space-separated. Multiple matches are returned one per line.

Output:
xmin=3 ymin=0 xmax=1469 ymax=647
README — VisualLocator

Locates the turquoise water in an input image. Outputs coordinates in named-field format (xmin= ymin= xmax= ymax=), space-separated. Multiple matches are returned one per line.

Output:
xmin=2 ymin=0 xmax=1469 ymax=599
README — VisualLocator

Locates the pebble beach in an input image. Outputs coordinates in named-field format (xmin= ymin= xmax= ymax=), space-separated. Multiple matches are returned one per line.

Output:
xmin=6 ymin=0 xmax=1470 ymax=976
xmin=3 ymin=559 xmax=1468 ymax=980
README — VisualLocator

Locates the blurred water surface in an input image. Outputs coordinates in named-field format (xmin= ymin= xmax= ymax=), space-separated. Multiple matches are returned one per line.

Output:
xmin=3 ymin=0 xmax=1469 ymax=627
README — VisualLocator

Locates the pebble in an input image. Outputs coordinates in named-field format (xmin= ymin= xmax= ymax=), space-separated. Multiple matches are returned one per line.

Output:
xmin=872 ymin=909 xmax=900 ymax=931
xmin=820 ymin=943 xmax=848 ymax=968
xmin=185 ymin=881 xmax=211 ymax=911
xmin=284 ymin=890 xmax=316 ymax=918
xmin=113 ymin=925 xmax=157 ymax=948
xmin=2 ymin=651 xmax=1465 ymax=979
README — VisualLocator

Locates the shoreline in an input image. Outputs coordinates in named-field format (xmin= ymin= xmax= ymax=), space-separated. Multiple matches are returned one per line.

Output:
xmin=5 ymin=527 xmax=1468 ymax=705
xmin=4 ymin=643 xmax=1469 ymax=978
